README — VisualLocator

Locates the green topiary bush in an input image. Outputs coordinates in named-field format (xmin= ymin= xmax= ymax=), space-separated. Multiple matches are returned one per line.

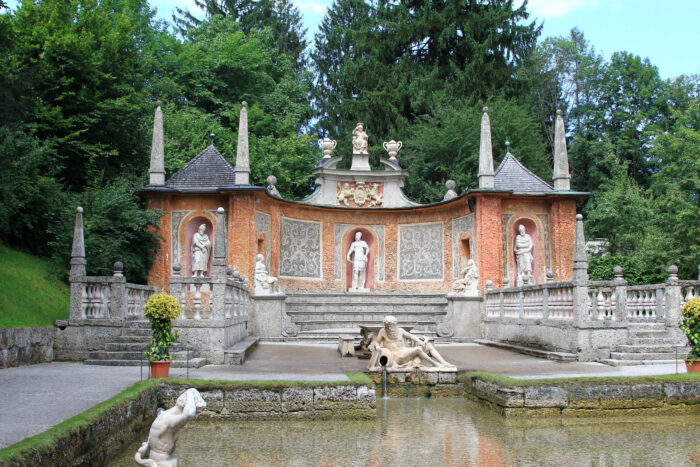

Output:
xmin=143 ymin=293 xmax=180 ymax=361
xmin=680 ymin=298 xmax=700 ymax=360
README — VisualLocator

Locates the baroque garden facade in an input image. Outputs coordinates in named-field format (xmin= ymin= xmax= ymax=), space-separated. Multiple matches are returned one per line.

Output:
xmin=54 ymin=102 xmax=698 ymax=366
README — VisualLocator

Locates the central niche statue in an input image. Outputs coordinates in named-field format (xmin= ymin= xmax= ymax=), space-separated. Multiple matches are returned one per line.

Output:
xmin=514 ymin=224 xmax=535 ymax=286
xmin=346 ymin=231 xmax=369 ymax=292
xmin=368 ymin=316 xmax=456 ymax=371
xmin=352 ymin=122 xmax=368 ymax=154
xmin=254 ymin=253 xmax=281 ymax=295
xmin=135 ymin=388 xmax=206 ymax=467
xmin=191 ymin=224 xmax=211 ymax=277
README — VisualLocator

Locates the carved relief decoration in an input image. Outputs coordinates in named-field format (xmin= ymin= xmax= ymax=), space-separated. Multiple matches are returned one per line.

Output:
xmin=337 ymin=181 xmax=383 ymax=207
xmin=537 ymin=214 xmax=551 ymax=270
xmin=398 ymin=222 xmax=444 ymax=281
xmin=255 ymin=211 xmax=271 ymax=271
xmin=279 ymin=218 xmax=321 ymax=278
xmin=171 ymin=211 xmax=191 ymax=265
xmin=501 ymin=214 xmax=513 ymax=283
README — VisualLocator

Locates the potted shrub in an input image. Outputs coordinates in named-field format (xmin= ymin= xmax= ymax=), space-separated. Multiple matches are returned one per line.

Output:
xmin=680 ymin=297 xmax=700 ymax=373
xmin=143 ymin=292 xmax=180 ymax=378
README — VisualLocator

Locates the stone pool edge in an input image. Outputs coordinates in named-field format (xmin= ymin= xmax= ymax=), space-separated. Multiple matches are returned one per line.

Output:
xmin=463 ymin=371 xmax=700 ymax=418
xmin=0 ymin=373 xmax=376 ymax=467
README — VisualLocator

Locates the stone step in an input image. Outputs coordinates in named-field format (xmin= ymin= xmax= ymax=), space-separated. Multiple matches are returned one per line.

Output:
xmin=121 ymin=320 xmax=151 ymax=328
xmin=628 ymin=330 xmax=668 ymax=338
xmin=286 ymin=305 xmax=447 ymax=313
xmin=114 ymin=336 xmax=151 ymax=343
xmin=609 ymin=351 xmax=679 ymax=361
xmin=289 ymin=312 xmax=445 ymax=324
xmin=627 ymin=322 xmax=666 ymax=329
xmin=285 ymin=328 xmax=439 ymax=343
xmin=296 ymin=320 xmax=438 ymax=332
xmin=629 ymin=337 xmax=678 ymax=345
xmin=88 ymin=350 xmax=143 ymax=360
xmin=121 ymin=328 xmax=152 ymax=337
xmin=84 ymin=357 xmax=206 ymax=368
xmin=285 ymin=293 xmax=447 ymax=305
xmin=105 ymin=342 xmax=149 ymax=351
xmin=224 ymin=337 xmax=258 ymax=365
xmin=616 ymin=345 xmax=683 ymax=354
xmin=475 ymin=339 xmax=577 ymax=362
xmin=599 ymin=359 xmax=684 ymax=367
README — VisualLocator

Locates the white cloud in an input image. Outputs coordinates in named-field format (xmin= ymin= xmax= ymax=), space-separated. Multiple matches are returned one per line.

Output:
xmin=524 ymin=0 xmax=599 ymax=19
xmin=296 ymin=0 xmax=329 ymax=15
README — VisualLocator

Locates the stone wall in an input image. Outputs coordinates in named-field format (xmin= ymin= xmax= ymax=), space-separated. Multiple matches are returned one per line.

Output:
xmin=0 ymin=327 xmax=54 ymax=368
xmin=53 ymin=319 xmax=124 ymax=361
xmin=465 ymin=373 xmax=700 ymax=417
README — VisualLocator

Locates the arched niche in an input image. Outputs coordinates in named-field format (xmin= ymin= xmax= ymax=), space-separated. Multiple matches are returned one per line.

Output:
xmin=511 ymin=217 xmax=541 ymax=286
xmin=183 ymin=216 xmax=214 ymax=277
xmin=343 ymin=227 xmax=377 ymax=291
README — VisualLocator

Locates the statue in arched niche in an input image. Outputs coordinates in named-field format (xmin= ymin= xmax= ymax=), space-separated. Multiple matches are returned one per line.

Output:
xmin=347 ymin=231 xmax=369 ymax=292
xmin=514 ymin=224 xmax=535 ymax=286
xmin=191 ymin=224 xmax=211 ymax=277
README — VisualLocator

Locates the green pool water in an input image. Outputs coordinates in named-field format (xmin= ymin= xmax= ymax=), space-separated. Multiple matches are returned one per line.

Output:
xmin=111 ymin=398 xmax=700 ymax=466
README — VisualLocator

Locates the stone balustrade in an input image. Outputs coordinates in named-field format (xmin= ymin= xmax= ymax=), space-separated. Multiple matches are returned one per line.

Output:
xmin=71 ymin=268 xmax=156 ymax=321
xmin=169 ymin=272 xmax=250 ymax=321
xmin=482 ymin=265 xmax=700 ymax=361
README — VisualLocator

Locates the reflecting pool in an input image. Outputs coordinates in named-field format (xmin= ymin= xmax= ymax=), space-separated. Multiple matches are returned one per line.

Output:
xmin=112 ymin=398 xmax=700 ymax=466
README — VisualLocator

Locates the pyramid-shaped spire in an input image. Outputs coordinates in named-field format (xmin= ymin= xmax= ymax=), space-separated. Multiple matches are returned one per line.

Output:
xmin=235 ymin=101 xmax=250 ymax=185
xmin=149 ymin=101 xmax=165 ymax=185
xmin=478 ymin=107 xmax=494 ymax=188
xmin=553 ymin=109 xmax=571 ymax=190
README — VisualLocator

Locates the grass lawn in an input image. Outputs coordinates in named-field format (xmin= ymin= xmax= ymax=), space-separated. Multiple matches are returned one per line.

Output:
xmin=0 ymin=244 xmax=69 ymax=327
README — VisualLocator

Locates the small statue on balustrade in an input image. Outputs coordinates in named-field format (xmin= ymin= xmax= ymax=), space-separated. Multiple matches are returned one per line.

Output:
xmin=450 ymin=259 xmax=479 ymax=296
xmin=254 ymin=253 xmax=282 ymax=295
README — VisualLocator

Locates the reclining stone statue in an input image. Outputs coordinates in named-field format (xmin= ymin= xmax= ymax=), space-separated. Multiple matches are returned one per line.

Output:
xmin=135 ymin=388 xmax=206 ymax=467
xmin=368 ymin=316 xmax=456 ymax=371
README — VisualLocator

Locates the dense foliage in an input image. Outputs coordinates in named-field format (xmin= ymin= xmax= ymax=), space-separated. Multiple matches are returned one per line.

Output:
xmin=143 ymin=292 xmax=181 ymax=361
xmin=0 ymin=0 xmax=698 ymax=283
xmin=681 ymin=298 xmax=700 ymax=359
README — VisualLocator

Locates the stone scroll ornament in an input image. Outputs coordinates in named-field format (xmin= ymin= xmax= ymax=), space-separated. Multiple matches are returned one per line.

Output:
xmin=135 ymin=388 xmax=206 ymax=467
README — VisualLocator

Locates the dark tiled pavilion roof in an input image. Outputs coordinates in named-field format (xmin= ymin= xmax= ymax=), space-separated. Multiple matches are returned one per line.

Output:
xmin=494 ymin=152 xmax=553 ymax=193
xmin=165 ymin=145 xmax=237 ymax=190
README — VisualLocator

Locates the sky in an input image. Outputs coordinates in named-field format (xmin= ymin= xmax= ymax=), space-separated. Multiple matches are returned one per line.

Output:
xmin=6 ymin=0 xmax=700 ymax=79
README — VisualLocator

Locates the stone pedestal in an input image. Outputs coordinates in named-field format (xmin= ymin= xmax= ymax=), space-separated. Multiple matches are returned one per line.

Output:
xmin=250 ymin=294 xmax=297 ymax=338
xmin=444 ymin=296 xmax=482 ymax=340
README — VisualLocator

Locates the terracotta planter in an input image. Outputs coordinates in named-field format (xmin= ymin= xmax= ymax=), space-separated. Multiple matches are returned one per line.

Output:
xmin=685 ymin=359 xmax=700 ymax=373
xmin=150 ymin=360 xmax=171 ymax=378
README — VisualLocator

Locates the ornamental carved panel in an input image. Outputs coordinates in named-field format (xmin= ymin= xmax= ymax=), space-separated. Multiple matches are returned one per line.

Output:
xmin=279 ymin=218 xmax=322 ymax=278
xmin=398 ymin=222 xmax=444 ymax=281
xmin=336 ymin=181 xmax=384 ymax=207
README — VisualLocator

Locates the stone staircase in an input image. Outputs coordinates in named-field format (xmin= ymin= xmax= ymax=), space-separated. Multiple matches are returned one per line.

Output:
xmin=84 ymin=320 xmax=206 ymax=368
xmin=601 ymin=322 xmax=686 ymax=366
xmin=277 ymin=293 xmax=450 ymax=343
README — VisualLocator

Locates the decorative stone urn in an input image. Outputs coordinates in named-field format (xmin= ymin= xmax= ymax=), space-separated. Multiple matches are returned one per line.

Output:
xmin=318 ymin=137 xmax=337 ymax=158
xmin=382 ymin=140 xmax=402 ymax=160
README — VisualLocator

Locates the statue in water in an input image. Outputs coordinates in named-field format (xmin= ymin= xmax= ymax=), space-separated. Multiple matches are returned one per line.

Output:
xmin=191 ymin=224 xmax=211 ymax=277
xmin=135 ymin=388 xmax=206 ymax=467
xmin=368 ymin=316 xmax=456 ymax=371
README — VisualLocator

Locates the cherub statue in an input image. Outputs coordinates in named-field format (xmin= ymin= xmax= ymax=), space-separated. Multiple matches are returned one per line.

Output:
xmin=135 ymin=388 xmax=206 ymax=467
xmin=254 ymin=253 xmax=281 ymax=295
xmin=451 ymin=259 xmax=479 ymax=296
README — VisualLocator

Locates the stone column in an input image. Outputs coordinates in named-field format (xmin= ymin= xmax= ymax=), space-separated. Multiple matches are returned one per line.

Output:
xmin=69 ymin=207 xmax=86 ymax=320
xmin=613 ymin=266 xmax=628 ymax=324
xmin=572 ymin=214 xmax=590 ymax=327
xmin=109 ymin=261 xmax=127 ymax=320
xmin=169 ymin=263 xmax=184 ymax=318
xmin=664 ymin=265 xmax=682 ymax=328
xmin=210 ymin=207 xmax=228 ymax=320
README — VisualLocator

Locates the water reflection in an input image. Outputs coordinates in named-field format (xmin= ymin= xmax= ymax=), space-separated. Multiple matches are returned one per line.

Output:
xmin=112 ymin=398 xmax=700 ymax=466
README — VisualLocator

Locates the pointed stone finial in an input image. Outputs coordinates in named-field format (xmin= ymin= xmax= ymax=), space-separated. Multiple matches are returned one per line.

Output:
xmin=478 ymin=107 xmax=494 ymax=188
xmin=572 ymin=214 xmax=588 ymax=282
xmin=235 ymin=101 xmax=250 ymax=185
xmin=266 ymin=175 xmax=280 ymax=197
xmin=69 ymin=206 xmax=86 ymax=280
xmin=149 ymin=101 xmax=165 ymax=185
xmin=209 ymin=133 xmax=215 ymax=146
xmin=553 ymin=109 xmax=571 ymax=191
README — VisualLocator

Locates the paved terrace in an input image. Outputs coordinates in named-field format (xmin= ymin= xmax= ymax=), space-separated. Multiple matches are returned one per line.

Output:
xmin=0 ymin=343 xmax=686 ymax=449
